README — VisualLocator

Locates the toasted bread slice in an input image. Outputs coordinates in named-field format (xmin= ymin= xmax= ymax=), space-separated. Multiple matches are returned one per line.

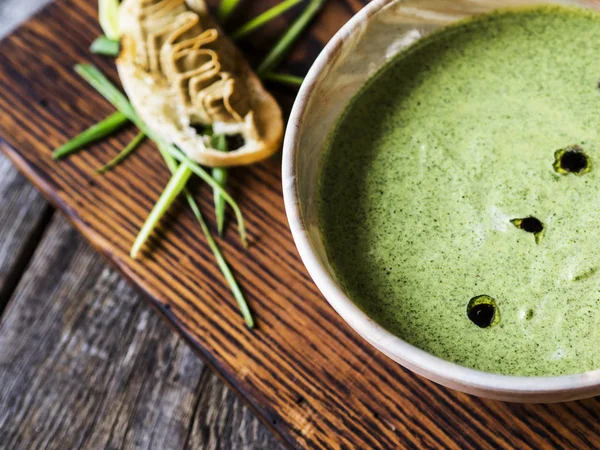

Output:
xmin=117 ymin=0 xmax=284 ymax=167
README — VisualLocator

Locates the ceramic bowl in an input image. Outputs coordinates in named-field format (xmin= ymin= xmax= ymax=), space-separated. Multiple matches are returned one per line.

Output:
xmin=282 ymin=0 xmax=600 ymax=402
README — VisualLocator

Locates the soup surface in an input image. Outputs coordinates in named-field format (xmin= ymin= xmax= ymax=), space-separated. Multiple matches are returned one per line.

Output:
xmin=320 ymin=6 xmax=600 ymax=376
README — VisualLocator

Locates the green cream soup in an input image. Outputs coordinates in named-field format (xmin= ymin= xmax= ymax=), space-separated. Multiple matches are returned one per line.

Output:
xmin=319 ymin=6 xmax=600 ymax=376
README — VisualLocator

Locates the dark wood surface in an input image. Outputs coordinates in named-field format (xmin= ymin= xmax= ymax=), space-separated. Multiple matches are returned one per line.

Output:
xmin=1 ymin=0 xmax=599 ymax=449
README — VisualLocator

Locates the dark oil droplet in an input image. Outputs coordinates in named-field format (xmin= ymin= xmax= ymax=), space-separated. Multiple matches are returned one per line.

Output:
xmin=519 ymin=217 xmax=543 ymax=234
xmin=510 ymin=217 xmax=544 ymax=243
xmin=553 ymin=145 xmax=591 ymax=175
xmin=467 ymin=295 xmax=500 ymax=328
xmin=468 ymin=304 xmax=495 ymax=328
xmin=561 ymin=151 xmax=587 ymax=172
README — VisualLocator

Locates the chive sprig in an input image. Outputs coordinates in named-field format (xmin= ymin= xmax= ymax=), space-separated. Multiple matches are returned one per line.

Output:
xmin=232 ymin=0 xmax=303 ymax=40
xmin=96 ymin=131 xmax=145 ymax=174
xmin=52 ymin=111 xmax=129 ymax=160
xmin=90 ymin=36 xmax=120 ymax=56
xmin=54 ymin=0 xmax=329 ymax=326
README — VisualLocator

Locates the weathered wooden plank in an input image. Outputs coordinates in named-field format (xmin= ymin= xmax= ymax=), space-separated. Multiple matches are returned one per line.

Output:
xmin=0 ymin=215 xmax=197 ymax=449
xmin=0 ymin=215 xmax=282 ymax=449
xmin=186 ymin=370 xmax=285 ymax=450
xmin=0 ymin=0 xmax=51 ymax=39
xmin=0 ymin=155 xmax=53 ymax=312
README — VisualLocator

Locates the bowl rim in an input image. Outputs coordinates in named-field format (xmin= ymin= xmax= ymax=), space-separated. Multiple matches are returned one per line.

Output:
xmin=281 ymin=0 xmax=600 ymax=395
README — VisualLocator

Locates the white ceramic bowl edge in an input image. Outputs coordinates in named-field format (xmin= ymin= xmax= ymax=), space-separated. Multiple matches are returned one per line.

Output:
xmin=282 ymin=0 xmax=600 ymax=402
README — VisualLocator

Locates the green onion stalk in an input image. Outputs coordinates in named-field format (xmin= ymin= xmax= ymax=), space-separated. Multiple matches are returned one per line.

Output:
xmin=216 ymin=0 xmax=240 ymax=23
xmin=232 ymin=0 xmax=304 ymax=40
xmin=211 ymin=134 xmax=229 ymax=236
xmin=257 ymin=0 xmax=326 ymax=76
xmin=74 ymin=63 xmax=247 ymax=247
xmin=96 ymin=131 xmax=145 ymax=174
xmin=52 ymin=111 xmax=129 ymax=159
xmin=98 ymin=0 xmax=120 ymax=40
xmin=157 ymin=144 xmax=254 ymax=328
xmin=262 ymin=72 xmax=304 ymax=87
xmin=210 ymin=0 xmax=315 ymax=232
xmin=75 ymin=63 xmax=253 ymax=327
xmin=90 ymin=36 xmax=120 ymax=56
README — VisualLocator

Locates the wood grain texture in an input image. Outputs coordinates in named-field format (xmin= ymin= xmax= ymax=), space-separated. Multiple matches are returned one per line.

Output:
xmin=0 ymin=212 xmax=284 ymax=450
xmin=186 ymin=370 xmax=285 ymax=450
xmin=0 ymin=155 xmax=53 ymax=313
xmin=0 ymin=0 xmax=599 ymax=449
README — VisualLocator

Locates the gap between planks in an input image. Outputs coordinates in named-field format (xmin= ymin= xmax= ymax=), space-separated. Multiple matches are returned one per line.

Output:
xmin=0 ymin=154 xmax=55 ymax=318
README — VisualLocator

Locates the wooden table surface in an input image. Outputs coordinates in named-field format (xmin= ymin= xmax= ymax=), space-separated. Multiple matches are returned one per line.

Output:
xmin=0 ymin=156 xmax=284 ymax=450
xmin=0 ymin=2 xmax=283 ymax=449
xmin=1 ymin=1 xmax=600 ymax=449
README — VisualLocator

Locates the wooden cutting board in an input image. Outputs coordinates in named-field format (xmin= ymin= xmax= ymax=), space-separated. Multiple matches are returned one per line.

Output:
xmin=1 ymin=0 xmax=599 ymax=448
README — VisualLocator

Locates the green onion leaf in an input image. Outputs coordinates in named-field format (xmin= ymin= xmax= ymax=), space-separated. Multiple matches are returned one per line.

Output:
xmin=257 ymin=0 xmax=326 ymax=76
xmin=232 ymin=0 xmax=303 ymax=40
xmin=262 ymin=72 xmax=304 ymax=87
xmin=157 ymin=144 xmax=254 ymax=328
xmin=96 ymin=131 xmax=145 ymax=174
xmin=52 ymin=111 xmax=129 ymax=160
xmin=130 ymin=163 xmax=192 ymax=259
xmin=216 ymin=0 xmax=240 ymax=23
xmin=99 ymin=0 xmax=120 ymax=40
xmin=90 ymin=36 xmax=120 ymax=56
xmin=211 ymin=135 xmax=228 ymax=235
xmin=74 ymin=63 xmax=247 ymax=246
xmin=75 ymin=64 xmax=137 ymax=118
xmin=161 ymin=145 xmax=248 ymax=247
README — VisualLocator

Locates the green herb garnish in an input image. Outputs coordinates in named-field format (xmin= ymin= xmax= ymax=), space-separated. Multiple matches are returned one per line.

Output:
xmin=52 ymin=111 xmax=129 ymax=160
xmin=211 ymin=134 xmax=229 ymax=236
xmin=214 ymin=0 xmax=306 ymax=239
xmin=98 ymin=0 xmax=120 ymax=40
xmin=157 ymin=144 xmax=254 ymax=328
xmin=232 ymin=0 xmax=303 ymax=40
xmin=55 ymin=0 xmax=330 ymax=327
xmin=96 ymin=131 xmax=145 ymax=174
xmin=90 ymin=36 xmax=120 ymax=56
xmin=263 ymin=72 xmax=304 ymax=87
xmin=74 ymin=63 xmax=247 ymax=246
xmin=159 ymin=145 xmax=247 ymax=247
xmin=257 ymin=0 xmax=326 ymax=76
xmin=130 ymin=163 xmax=192 ymax=258
xmin=75 ymin=64 xmax=138 ymax=122
xmin=216 ymin=0 xmax=240 ymax=23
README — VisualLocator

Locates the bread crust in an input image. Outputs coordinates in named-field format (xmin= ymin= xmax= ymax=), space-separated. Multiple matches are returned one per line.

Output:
xmin=116 ymin=0 xmax=284 ymax=167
